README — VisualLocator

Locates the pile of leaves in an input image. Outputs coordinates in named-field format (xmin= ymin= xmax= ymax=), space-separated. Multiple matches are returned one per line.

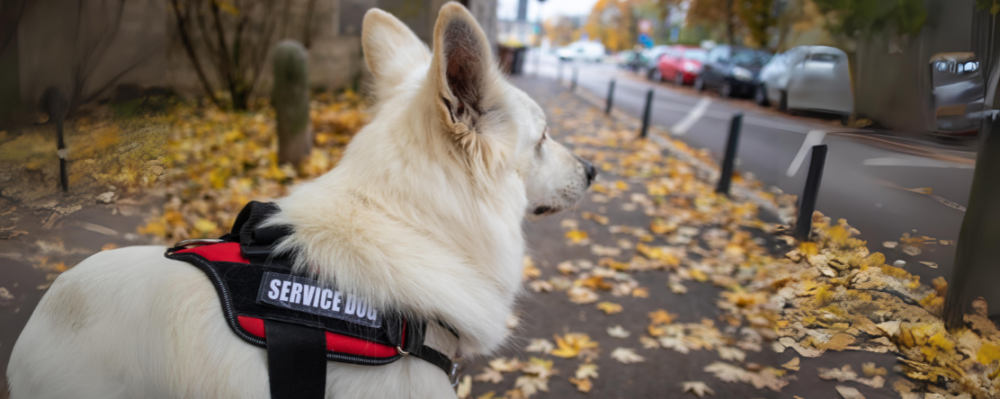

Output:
xmin=138 ymin=91 xmax=368 ymax=242
xmin=0 ymin=102 xmax=168 ymax=208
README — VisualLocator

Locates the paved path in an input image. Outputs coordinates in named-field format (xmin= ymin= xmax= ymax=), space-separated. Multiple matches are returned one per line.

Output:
xmin=459 ymin=75 xmax=902 ymax=399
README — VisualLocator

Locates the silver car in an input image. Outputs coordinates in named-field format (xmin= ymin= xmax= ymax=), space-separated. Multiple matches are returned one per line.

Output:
xmin=755 ymin=46 xmax=853 ymax=121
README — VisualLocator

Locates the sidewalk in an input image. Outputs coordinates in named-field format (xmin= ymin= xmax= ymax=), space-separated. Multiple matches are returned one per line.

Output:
xmin=456 ymin=75 xmax=994 ymax=399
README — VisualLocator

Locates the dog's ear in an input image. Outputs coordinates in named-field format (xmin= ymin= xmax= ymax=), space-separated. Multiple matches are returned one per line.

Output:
xmin=428 ymin=3 xmax=498 ymax=136
xmin=362 ymin=9 xmax=430 ymax=97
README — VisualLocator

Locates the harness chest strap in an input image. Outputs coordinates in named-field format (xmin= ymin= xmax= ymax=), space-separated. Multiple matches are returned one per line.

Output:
xmin=166 ymin=201 xmax=461 ymax=399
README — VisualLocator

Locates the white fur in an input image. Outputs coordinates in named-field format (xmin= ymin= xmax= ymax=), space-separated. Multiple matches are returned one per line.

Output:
xmin=7 ymin=4 xmax=589 ymax=398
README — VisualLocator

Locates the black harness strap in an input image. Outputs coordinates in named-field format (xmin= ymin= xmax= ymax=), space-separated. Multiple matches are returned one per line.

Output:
xmin=264 ymin=320 xmax=327 ymax=399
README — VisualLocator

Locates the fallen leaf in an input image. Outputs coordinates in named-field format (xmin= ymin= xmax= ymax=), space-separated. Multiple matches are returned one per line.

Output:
xmin=781 ymin=357 xmax=800 ymax=371
xmin=568 ymin=377 xmax=592 ymax=392
xmin=611 ymin=347 xmax=645 ymax=363
xmin=526 ymin=339 xmax=554 ymax=354
xmin=835 ymin=385 xmax=865 ymax=399
xmin=682 ymin=381 xmax=715 ymax=397
xmin=474 ymin=367 xmax=504 ymax=384
xmin=607 ymin=325 xmax=631 ymax=338
xmin=575 ymin=363 xmax=599 ymax=379
xmin=456 ymin=375 xmax=472 ymax=398
xmin=718 ymin=346 xmax=746 ymax=362
xmin=918 ymin=261 xmax=938 ymax=268
xmin=597 ymin=301 xmax=623 ymax=314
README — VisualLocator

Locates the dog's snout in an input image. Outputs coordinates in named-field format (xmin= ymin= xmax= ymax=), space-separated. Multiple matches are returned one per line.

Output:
xmin=580 ymin=158 xmax=596 ymax=186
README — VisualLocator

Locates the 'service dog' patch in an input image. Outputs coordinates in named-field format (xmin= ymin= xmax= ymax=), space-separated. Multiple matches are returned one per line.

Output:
xmin=257 ymin=272 xmax=382 ymax=328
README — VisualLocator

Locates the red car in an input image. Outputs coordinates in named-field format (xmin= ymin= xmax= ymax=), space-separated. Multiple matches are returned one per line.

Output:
xmin=657 ymin=46 xmax=708 ymax=86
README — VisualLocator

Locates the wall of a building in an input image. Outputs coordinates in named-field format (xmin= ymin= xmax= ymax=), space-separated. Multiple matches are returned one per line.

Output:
xmin=852 ymin=0 xmax=980 ymax=133
xmin=13 ymin=0 xmax=497 ymax=111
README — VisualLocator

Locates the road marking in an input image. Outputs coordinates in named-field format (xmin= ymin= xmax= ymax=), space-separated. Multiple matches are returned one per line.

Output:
xmin=671 ymin=98 xmax=712 ymax=136
xmin=786 ymin=130 xmax=827 ymax=177
xmin=863 ymin=157 xmax=976 ymax=169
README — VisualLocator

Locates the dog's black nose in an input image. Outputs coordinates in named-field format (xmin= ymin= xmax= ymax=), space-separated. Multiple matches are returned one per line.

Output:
xmin=581 ymin=159 xmax=596 ymax=186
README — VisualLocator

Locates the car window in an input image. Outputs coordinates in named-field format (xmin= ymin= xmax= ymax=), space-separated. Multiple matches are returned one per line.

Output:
xmin=684 ymin=50 xmax=707 ymax=62
xmin=807 ymin=53 xmax=839 ymax=63
xmin=732 ymin=50 xmax=770 ymax=66
xmin=708 ymin=47 xmax=729 ymax=63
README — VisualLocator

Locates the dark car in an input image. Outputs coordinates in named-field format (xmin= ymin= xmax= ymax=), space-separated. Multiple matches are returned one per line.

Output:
xmin=694 ymin=45 xmax=772 ymax=98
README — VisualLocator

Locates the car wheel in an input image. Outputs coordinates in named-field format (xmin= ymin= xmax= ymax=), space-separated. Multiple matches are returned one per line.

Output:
xmin=720 ymin=82 xmax=733 ymax=98
xmin=754 ymin=84 xmax=769 ymax=106
xmin=675 ymin=72 xmax=685 ymax=86
xmin=778 ymin=91 xmax=789 ymax=112
xmin=651 ymin=68 xmax=663 ymax=82
xmin=694 ymin=76 xmax=705 ymax=92
xmin=840 ymin=115 xmax=851 ymax=126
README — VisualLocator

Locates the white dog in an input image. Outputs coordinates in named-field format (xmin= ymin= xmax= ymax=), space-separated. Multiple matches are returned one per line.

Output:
xmin=7 ymin=3 xmax=593 ymax=398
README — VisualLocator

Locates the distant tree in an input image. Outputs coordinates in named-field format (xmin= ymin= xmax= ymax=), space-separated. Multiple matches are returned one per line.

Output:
xmin=736 ymin=0 xmax=776 ymax=48
xmin=584 ymin=0 xmax=637 ymax=52
xmin=811 ymin=0 xmax=927 ymax=37
xmin=977 ymin=0 xmax=999 ymax=16
xmin=170 ymin=0 xmax=313 ymax=110
xmin=687 ymin=0 xmax=737 ymax=45
xmin=685 ymin=0 xmax=777 ymax=48
xmin=544 ymin=15 xmax=579 ymax=47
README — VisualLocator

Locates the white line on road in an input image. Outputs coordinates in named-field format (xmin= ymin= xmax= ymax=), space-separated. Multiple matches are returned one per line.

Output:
xmin=786 ymin=130 xmax=827 ymax=177
xmin=671 ymin=98 xmax=712 ymax=136
xmin=863 ymin=157 xmax=976 ymax=169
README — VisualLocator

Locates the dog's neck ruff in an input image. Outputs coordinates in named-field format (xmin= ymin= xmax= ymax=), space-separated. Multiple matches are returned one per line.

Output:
xmin=165 ymin=201 xmax=460 ymax=399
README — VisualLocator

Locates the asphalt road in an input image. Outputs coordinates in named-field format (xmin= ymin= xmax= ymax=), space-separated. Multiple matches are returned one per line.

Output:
xmin=529 ymin=51 xmax=978 ymax=287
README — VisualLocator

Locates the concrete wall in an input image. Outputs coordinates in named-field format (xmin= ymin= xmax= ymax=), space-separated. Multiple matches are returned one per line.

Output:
xmin=16 ymin=0 xmax=167 ymax=109
xmin=12 ymin=0 xmax=497 ymax=111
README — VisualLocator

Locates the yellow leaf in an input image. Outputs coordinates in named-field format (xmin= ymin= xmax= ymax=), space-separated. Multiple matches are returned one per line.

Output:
xmin=648 ymin=309 xmax=676 ymax=325
xmin=977 ymin=342 xmax=1000 ymax=366
xmin=194 ymin=218 xmax=218 ymax=234
xmin=568 ymin=377 xmax=592 ymax=392
xmin=597 ymin=301 xmax=623 ymax=314
xmin=565 ymin=229 xmax=589 ymax=244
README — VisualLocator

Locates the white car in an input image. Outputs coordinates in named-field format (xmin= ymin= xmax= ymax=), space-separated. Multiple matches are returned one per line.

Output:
xmin=557 ymin=42 xmax=606 ymax=62
xmin=755 ymin=46 xmax=853 ymax=121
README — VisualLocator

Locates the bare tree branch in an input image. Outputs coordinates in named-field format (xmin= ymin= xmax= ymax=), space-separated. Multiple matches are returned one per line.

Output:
xmin=170 ymin=0 xmax=223 ymax=108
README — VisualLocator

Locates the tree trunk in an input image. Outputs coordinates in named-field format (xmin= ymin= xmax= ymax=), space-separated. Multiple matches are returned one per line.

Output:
xmin=944 ymin=56 xmax=1000 ymax=327
xmin=726 ymin=0 xmax=735 ymax=45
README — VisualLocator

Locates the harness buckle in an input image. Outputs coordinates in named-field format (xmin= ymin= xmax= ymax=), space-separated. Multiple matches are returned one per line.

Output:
xmin=449 ymin=362 xmax=464 ymax=387
xmin=396 ymin=345 xmax=409 ymax=356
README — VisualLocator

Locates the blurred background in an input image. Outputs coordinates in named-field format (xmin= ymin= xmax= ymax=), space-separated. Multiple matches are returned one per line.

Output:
xmin=2 ymin=0 xmax=999 ymax=398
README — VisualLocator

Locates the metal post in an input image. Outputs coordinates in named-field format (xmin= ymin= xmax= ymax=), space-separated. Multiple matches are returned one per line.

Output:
xmin=639 ymin=89 xmax=654 ymax=138
xmin=570 ymin=67 xmax=578 ymax=91
xmin=715 ymin=113 xmax=744 ymax=196
xmin=793 ymin=144 xmax=828 ymax=241
xmin=605 ymin=79 xmax=616 ymax=115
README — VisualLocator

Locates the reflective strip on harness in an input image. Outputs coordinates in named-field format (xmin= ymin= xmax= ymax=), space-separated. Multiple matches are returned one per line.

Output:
xmin=237 ymin=315 xmax=400 ymax=358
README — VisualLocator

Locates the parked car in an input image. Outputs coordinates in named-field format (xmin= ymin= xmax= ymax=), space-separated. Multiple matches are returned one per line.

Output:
xmin=755 ymin=46 xmax=853 ymax=121
xmin=694 ymin=45 xmax=772 ymax=98
xmin=557 ymin=41 xmax=606 ymax=62
xmin=641 ymin=45 xmax=672 ymax=81
xmin=656 ymin=46 xmax=707 ymax=85
xmin=929 ymin=52 xmax=985 ymax=135
xmin=617 ymin=50 xmax=647 ymax=71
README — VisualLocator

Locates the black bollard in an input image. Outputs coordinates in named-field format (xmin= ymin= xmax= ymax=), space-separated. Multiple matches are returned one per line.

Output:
xmin=41 ymin=87 xmax=69 ymax=193
xmin=605 ymin=79 xmax=616 ymax=115
xmin=570 ymin=67 xmax=578 ymax=92
xmin=639 ymin=89 xmax=654 ymax=138
xmin=715 ymin=113 xmax=744 ymax=196
xmin=793 ymin=144 xmax=828 ymax=241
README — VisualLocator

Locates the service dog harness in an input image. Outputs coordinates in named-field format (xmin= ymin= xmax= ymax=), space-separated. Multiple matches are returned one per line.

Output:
xmin=166 ymin=202 xmax=460 ymax=398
